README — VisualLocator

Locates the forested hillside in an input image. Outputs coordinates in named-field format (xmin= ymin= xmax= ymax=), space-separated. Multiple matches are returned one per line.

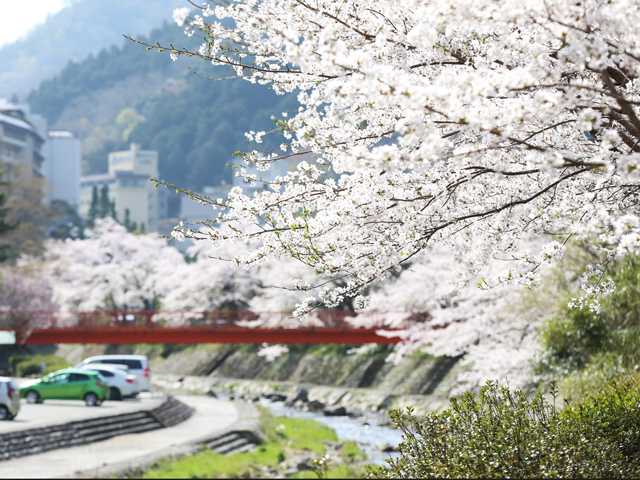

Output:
xmin=0 ymin=0 xmax=184 ymax=98
xmin=28 ymin=23 xmax=297 ymax=191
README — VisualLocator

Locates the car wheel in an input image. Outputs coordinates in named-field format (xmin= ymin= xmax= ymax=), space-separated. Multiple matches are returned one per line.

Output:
xmin=25 ymin=390 xmax=41 ymax=404
xmin=0 ymin=405 xmax=12 ymax=421
xmin=84 ymin=392 xmax=98 ymax=407
xmin=109 ymin=387 xmax=122 ymax=401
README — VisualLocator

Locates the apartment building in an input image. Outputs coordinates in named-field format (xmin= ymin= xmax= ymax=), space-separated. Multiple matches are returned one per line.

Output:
xmin=0 ymin=99 xmax=45 ymax=181
xmin=80 ymin=144 xmax=164 ymax=232
xmin=41 ymin=130 xmax=81 ymax=207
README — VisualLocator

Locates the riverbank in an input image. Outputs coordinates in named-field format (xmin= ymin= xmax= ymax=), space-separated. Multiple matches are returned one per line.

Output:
xmin=154 ymin=373 xmax=441 ymax=417
xmin=135 ymin=404 xmax=375 ymax=479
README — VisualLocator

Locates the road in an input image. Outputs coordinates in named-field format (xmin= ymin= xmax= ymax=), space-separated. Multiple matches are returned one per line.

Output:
xmin=0 ymin=395 xmax=243 ymax=478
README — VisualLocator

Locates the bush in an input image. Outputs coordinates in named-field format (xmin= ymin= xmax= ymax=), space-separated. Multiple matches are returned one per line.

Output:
xmin=540 ymin=305 xmax=610 ymax=371
xmin=10 ymin=354 xmax=69 ymax=377
xmin=600 ymin=255 xmax=640 ymax=329
xmin=371 ymin=379 xmax=640 ymax=478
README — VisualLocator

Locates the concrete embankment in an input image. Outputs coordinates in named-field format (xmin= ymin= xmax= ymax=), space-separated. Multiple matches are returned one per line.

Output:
xmin=155 ymin=373 xmax=442 ymax=417
xmin=56 ymin=343 xmax=467 ymax=412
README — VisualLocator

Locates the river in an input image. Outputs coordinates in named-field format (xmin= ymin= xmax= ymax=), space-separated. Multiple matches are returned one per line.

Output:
xmin=255 ymin=397 xmax=403 ymax=465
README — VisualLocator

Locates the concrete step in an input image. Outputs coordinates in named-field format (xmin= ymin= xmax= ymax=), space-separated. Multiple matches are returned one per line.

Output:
xmin=0 ymin=396 xmax=194 ymax=462
xmin=214 ymin=438 xmax=254 ymax=454
xmin=202 ymin=430 xmax=261 ymax=454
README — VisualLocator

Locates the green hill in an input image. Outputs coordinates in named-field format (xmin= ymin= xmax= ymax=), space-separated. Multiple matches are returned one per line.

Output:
xmin=0 ymin=0 xmax=184 ymax=99
xmin=28 ymin=22 xmax=297 ymax=192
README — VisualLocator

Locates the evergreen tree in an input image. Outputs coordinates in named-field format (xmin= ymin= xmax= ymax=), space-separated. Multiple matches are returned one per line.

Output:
xmin=0 ymin=187 xmax=14 ymax=263
xmin=98 ymin=184 xmax=110 ymax=218
xmin=109 ymin=200 xmax=117 ymax=221
xmin=88 ymin=185 xmax=99 ymax=227
xmin=124 ymin=208 xmax=132 ymax=232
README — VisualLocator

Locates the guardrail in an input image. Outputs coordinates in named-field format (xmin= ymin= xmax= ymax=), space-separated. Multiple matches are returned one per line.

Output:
xmin=0 ymin=396 xmax=193 ymax=461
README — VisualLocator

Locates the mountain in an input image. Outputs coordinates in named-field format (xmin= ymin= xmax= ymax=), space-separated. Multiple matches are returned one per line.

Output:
xmin=0 ymin=0 xmax=184 ymax=99
xmin=28 ymin=22 xmax=297 ymax=194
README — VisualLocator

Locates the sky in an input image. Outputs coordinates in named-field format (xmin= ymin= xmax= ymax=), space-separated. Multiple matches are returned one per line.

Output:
xmin=0 ymin=0 xmax=68 ymax=47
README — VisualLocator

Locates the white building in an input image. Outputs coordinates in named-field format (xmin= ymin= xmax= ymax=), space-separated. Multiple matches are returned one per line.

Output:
xmin=42 ymin=130 xmax=81 ymax=208
xmin=80 ymin=144 xmax=164 ymax=232
xmin=0 ymin=99 xmax=45 ymax=181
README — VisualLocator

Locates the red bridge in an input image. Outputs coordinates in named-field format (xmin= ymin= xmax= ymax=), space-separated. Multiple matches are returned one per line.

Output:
xmin=7 ymin=309 xmax=405 ymax=345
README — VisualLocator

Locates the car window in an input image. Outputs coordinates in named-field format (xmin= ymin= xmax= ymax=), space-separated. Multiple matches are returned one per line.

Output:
xmin=68 ymin=373 xmax=89 ymax=382
xmin=97 ymin=369 xmax=114 ymax=378
xmin=50 ymin=374 xmax=69 ymax=384
xmin=98 ymin=359 xmax=143 ymax=369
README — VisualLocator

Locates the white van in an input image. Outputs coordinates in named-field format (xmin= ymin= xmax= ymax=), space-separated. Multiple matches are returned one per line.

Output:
xmin=0 ymin=377 xmax=20 ymax=420
xmin=77 ymin=355 xmax=151 ymax=392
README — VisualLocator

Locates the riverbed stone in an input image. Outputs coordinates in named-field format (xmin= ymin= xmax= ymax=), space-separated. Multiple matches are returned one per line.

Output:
xmin=323 ymin=406 xmax=348 ymax=416
xmin=262 ymin=392 xmax=287 ymax=402
xmin=286 ymin=387 xmax=309 ymax=406
xmin=307 ymin=400 xmax=325 ymax=412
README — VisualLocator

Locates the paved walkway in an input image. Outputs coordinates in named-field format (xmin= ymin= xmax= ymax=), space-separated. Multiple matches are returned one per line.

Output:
xmin=0 ymin=396 xmax=242 ymax=479
xmin=0 ymin=394 xmax=165 ymax=433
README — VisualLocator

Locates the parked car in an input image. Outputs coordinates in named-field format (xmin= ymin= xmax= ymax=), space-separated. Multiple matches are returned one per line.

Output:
xmin=0 ymin=377 xmax=20 ymax=420
xmin=77 ymin=364 xmax=138 ymax=400
xmin=77 ymin=355 xmax=151 ymax=392
xmin=19 ymin=369 xmax=109 ymax=406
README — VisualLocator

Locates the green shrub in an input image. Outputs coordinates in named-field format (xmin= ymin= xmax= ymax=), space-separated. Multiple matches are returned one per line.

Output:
xmin=10 ymin=354 xmax=69 ymax=377
xmin=371 ymin=379 xmax=640 ymax=478
xmin=540 ymin=306 xmax=610 ymax=371
xmin=561 ymin=374 xmax=640 ymax=463
xmin=560 ymin=352 xmax=629 ymax=401
xmin=539 ymin=254 xmax=640 ymax=396
xmin=600 ymin=255 xmax=640 ymax=329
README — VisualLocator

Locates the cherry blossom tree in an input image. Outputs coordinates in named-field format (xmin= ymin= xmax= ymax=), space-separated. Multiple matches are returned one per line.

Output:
xmin=359 ymin=248 xmax=546 ymax=391
xmin=0 ymin=268 xmax=57 ymax=342
xmin=133 ymin=0 xmax=640 ymax=385
xmin=155 ymin=238 xmax=257 ymax=324
xmin=156 ymin=234 xmax=327 ymax=327
xmin=39 ymin=219 xmax=185 ymax=317
xmin=153 ymin=0 xmax=640 ymax=313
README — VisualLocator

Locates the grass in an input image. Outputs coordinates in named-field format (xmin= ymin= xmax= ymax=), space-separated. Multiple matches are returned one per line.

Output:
xmin=143 ymin=444 xmax=283 ymax=479
xmin=260 ymin=407 xmax=338 ymax=454
xmin=141 ymin=407 xmax=368 ymax=479
xmin=338 ymin=441 xmax=367 ymax=463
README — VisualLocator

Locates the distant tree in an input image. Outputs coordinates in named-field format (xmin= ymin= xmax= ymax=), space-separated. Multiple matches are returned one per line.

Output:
xmin=0 ymin=174 xmax=15 ymax=263
xmin=0 ymin=268 xmax=57 ymax=342
xmin=98 ymin=185 xmax=110 ymax=218
xmin=109 ymin=200 xmax=117 ymax=221
xmin=47 ymin=199 xmax=85 ymax=240
xmin=123 ymin=208 xmax=132 ymax=231
xmin=0 ymin=165 xmax=48 ymax=260
xmin=39 ymin=218 xmax=185 ymax=313
xmin=87 ymin=185 xmax=98 ymax=227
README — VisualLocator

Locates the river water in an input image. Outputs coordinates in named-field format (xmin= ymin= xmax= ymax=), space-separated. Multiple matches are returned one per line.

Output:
xmin=256 ymin=398 xmax=403 ymax=465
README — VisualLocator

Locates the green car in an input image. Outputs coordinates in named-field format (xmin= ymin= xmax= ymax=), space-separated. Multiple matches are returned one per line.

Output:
xmin=20 ymin=369 xmax=109 ymax=406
